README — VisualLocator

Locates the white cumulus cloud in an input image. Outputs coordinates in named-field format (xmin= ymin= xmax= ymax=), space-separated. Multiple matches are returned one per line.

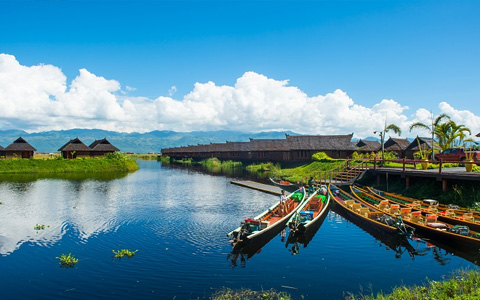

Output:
xmin=0 ymin=53 xmax=479 ymax=139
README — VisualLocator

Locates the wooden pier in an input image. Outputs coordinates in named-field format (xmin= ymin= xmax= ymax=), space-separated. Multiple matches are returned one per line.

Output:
xmin=230 ymin=180 xmax=282 ymax=195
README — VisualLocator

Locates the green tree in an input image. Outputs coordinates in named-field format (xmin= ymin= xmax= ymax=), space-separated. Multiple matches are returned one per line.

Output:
xmin=436 ymin=120 xmax=471 ymax=150
xmin=374 ymin=122 xmax=402 ymax=160
xmin=409 ymin=113 xmax=450 ymax=158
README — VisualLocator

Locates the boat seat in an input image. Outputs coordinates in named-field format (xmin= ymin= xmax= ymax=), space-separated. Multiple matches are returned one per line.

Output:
xmin=444 ymin=209 xmax=456 ymax=217
xmin=426 ymin=214 xmax=437 ymax=223
xmin=463 ymin=213 xmax=474 ymax=221
xmin=309 ymin=199 xmax=319 ymax=210
xmin=411 ymin=201 xmax=422 ymax=210
xmin=344 ymin=200 xmax=355 ymax=208
xmin=400 ymin=207 xmax=412 ymax=219
xmin=359 ymin=207 xmax=369 ymax=217
xmin=352 ymin=203 xmax=361 ymax=212
xmin=389 ymin=204 xmax=400 ymax=215
xmin=378 ymin=200 xmax=389 ymax=211
xmin=427 ymin=206 xmax=438 ymax=213
xmin=411 ymin=211 xmax=422 ymax=223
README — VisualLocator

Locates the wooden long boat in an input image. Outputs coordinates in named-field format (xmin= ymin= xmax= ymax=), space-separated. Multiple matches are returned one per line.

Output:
xmin=332 ymin=205 xmax=418 ymax=260
xmin=285 ymin=186 xmax=331 ymax=247
xmin=227 ymin=189 xmax=306 ymax=250
xmin=367 ymin=187 xmax=479 ymax=216
xmin=362 ymin=185 xmax=480 ymax=230
xmin=349 ymin=185 xmax=480 ymax=250
xmin=366 ymin=186 xmax=480 ymax=232
xmin=328 ymin=184 xmax=413 ymax=236
xmin=269 ymin=177 xmax=300 ymax=193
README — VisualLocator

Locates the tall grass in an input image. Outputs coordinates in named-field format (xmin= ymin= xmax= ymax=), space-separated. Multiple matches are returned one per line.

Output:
xmin=347 ymin=270 xmax=480 ymax=300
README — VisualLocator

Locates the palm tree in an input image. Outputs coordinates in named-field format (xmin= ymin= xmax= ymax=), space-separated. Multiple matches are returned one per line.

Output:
xmin=436 ymin=121 xmax=471 ymax=150
xmin=409 ymin=113 xmax=450 ymax=159
xmin=374 ymin=121 xmax=402 ymax=160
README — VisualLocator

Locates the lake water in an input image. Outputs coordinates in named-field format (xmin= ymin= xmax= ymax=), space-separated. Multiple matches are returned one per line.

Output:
xmin=0 ymin=160 xmax=478 ymax=300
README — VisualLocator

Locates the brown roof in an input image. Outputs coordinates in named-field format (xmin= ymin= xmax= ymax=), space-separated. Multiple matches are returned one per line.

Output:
xmin=356 ymin=139 xmax=381 ymax=151
xmin=249 ymin=138 xmax=289 ymax=151
xmin=285 ymin=134 xmax=357 ymax=151
xmin=58 ymin=138 xmax=91 ymax=152
xmin=384 ymin=138 xmax=410 ymax=151
xmin=89 ymin=138 xmax=120 ymax=152
xmin=406 ymin=137 xmax=439 ymax=151
xmin=477 ymin=132 xmax=480 ymax=137
xmin=0 ymin=145 xmax=4 ymax=151
xmin=5 ymin=137 xmax=37 ymax=151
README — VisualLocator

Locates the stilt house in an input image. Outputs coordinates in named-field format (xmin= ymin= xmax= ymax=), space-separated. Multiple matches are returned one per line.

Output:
xmin=0 ymin=145 xmax=4 ymax=158
xmin=4 ymin=137 xmax=36 ymax=158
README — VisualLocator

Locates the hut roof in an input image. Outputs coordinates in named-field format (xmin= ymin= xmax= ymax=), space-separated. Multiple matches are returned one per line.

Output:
xmin=356 ymin=139 xmax=381 ymax=151
xmin=249 ymin=138 xmax=289 ymax=151
xmin=5 ymin=137 xmax=37 ymax=151
xmin=58 ymin=138 xmax=91 ymax=152
xmin=285 ymin=134 xmax=357 ymax=151
xmin=89 ymin=138 xmax=120 ymax=152
xmin=384 ymin=138 xmax=410 ymax=151
xmin=406 ymin=137 xmax=439 ymax=151
xmin=477 ymin=132 xmax=480 ymax=137
xmin=0 ymin=144 xmax=4 ymax=150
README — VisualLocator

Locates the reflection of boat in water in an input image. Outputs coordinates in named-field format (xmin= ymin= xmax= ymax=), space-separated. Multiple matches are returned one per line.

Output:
xmin=269 ymin=177 xmax=300 ymax=193
xmin=227 ymin=189 xmax=305 ymax=251
xmin=285 ymin=186 xmax=331 ymax=251
xmin=332 ymin=205 xmax=419 ymax=260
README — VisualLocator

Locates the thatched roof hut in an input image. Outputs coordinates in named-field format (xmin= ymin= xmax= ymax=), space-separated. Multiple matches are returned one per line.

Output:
xmin=356 ymin=139 xmax=381 ymax=152
xmin=58 ymin=138 xmax=92 ymax=159
xmin=89 ymin=138 xmax=120 ymax=157
xmin=383 ymin=138 xmax=411 ymax=158
xmin=4 ymin=137 xmax=37 ymax=158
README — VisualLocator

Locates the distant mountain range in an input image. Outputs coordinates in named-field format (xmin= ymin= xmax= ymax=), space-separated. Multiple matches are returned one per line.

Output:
xmin=0 ymin=129 xmax=304 ymax=153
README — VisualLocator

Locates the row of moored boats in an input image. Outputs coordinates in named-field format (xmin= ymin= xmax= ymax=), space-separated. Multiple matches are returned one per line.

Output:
xmin=228 ymin=184 xmax=480 ymax=254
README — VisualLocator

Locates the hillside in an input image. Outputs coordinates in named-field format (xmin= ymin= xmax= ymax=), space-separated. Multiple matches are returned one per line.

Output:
xmin=0 ymin=129 xmax=298 ymax=154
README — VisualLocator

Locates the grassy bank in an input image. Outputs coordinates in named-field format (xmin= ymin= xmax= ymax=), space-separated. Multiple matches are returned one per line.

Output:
xmin=0 ymin=153 xmax=139 ymax=174
xmin=210 ymin=270 xmax=480 ymax=300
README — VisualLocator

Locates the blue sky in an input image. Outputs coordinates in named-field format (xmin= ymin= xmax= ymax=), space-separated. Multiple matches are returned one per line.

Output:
xmin=1 ymin=0 xmax=479 ymax=138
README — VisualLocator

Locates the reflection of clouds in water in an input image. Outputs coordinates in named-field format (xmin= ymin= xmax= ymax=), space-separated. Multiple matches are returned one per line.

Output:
xmin=0 ymin=179 xmax=128 ymax=255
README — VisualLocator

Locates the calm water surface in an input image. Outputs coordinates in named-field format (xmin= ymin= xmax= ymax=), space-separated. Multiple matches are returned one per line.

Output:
xmin=0 ymin=161 xmax=478 ymax=300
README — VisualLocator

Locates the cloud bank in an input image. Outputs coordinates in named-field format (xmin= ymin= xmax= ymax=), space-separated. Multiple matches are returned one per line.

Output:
xmin=0 ymin=53 xmax=479 ymax=139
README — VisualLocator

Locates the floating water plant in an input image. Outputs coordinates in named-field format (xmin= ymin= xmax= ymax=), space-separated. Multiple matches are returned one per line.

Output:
xmin=34 ymin=224 xmax=46 ymax=230
xmin=112 ymin=249 xmax=138 ymax=259
xmin=57 ymin=253 xmax=78 ymax=268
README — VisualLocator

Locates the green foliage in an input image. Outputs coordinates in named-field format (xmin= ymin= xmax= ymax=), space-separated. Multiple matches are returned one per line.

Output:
xmin=57 ymin=253 xmax=78 ymax=268
xmin=200 ymin=158 xmax=243 ymax=170
xmin=381 ymin=151 xmax=398 ymax=160
xmin=158 ymin=155 xmax=171 ymax=163
xmin=312 ymin=152 xmax=336 ymax=161
xmin=34 ymin=224 xmax=45 ymax=230
xmin=0 ymin=156 xmax=139 ymax=174
xmin=275 ymin=160 xmax=344 ymax=183
xmin=211 ymin=288 xmax=292 ymax=300
xmin=352 ymin=152 xmax=376 ymax=160
xmin=112 ymin=249 xmax=138 ymax=259
xmin=348 ymin=270 xmax=480 ymax=300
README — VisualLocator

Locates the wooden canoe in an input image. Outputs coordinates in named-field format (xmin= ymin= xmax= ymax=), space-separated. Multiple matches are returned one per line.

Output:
xmin=285 ymin=186 xmax=331 ymax=246
xmin=228 ymin=188 xmax=306 ymax=250
xmin=366 ymin=186 xmax=480 ymax=232
xmin=269 ymin=177 xmax=300 ymax=193
xmin=350 ymin=185 xmax=480 ymax=250
xmin=328 ymin=184 xmax=413 ymax=235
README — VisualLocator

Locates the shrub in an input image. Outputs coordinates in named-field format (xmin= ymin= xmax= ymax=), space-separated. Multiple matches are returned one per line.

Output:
xmin=312 ymin=152 xmax=335 ymax=161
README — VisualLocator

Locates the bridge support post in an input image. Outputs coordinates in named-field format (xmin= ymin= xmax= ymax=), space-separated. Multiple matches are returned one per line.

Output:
xmin=405 ymin=176 xmax=410 ymax=189
xmin=442 ymin=179 xmax=448 ymax=192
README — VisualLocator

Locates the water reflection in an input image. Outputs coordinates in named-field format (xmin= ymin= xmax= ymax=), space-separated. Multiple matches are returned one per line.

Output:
xmin=0 ymin=177 xmax=128 ymax=255
xmin=332 ymin=207 xmax=480 ymax=265
xmin=0 ymin=172 xmax=129 ymax=182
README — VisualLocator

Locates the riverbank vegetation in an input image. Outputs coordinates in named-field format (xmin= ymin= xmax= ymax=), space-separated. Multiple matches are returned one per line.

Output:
xmin=0 ymin=152 xmax=139 ymax=174
xmin=210 ymin=270 xmax=479 ymax=300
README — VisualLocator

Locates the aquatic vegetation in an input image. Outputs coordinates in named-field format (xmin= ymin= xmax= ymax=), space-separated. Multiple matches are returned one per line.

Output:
xmin=112 ymin=249 xmax=138 ymax=259
xmin=211 ymin=288 xmax=292 ymax=300
xmin=34 ymin=224 xmax=45 ymax=230
xmin=56 ymin=253 xmax=78 ymax=268
xmin=347 ymin=270 xmax=480 ymax=300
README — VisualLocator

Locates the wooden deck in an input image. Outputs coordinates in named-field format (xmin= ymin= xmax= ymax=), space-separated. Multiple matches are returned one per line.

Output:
xmin=231 ymin=180 xmax=282 ymax=195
